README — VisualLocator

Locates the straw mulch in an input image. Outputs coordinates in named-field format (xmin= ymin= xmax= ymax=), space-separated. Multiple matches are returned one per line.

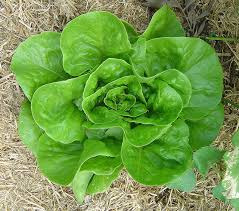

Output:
xmin=0 ymin=0 xmax=238 ymax=210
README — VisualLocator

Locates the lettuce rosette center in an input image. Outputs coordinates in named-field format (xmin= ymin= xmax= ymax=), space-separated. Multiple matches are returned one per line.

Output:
xmin=82 ymin=58 xmax=190 ymax=147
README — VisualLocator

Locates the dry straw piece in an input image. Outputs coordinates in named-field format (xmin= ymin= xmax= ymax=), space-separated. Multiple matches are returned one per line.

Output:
xmin=0 ymin=0 xmax=238 ymax=210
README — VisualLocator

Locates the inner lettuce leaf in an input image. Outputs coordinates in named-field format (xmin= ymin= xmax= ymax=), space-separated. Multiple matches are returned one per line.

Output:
xmin=12 ymin=4 xmax=224 ymax=203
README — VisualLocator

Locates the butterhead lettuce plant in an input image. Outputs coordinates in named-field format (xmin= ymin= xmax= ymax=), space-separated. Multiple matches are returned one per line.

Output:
xmin=11 ymin=5 xmax=224 ymax=202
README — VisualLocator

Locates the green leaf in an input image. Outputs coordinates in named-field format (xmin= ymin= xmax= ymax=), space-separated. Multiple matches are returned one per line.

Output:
xmin=72 ymin=138 xmax=122 ymax=202
xmin=85 ymin=127 xmax=124 ymax=141
xmin=11 ymin=32 xmax=69 ymax=100
xmin=84 ymin=121 xmax=170 ymax=147
xmin=232 ymin=131 xmax=239 ymax=147
xmin=83 ymin=75 xmax=146 ymax=123
xmin=61 ymin=11 xmax=131 ymax=76
xmin=31 ymin=74 xmax=89 ymax=144
xmin=83 ymin=58 xmax=132 ymax=98
xmin=81 ymin=156 xmax=121 ymax=175
xmin=222 ymin=147 xmax=239 ymax=199
xmin=78 ymin=139 xmax=122 ymax=167
xmin=212 ymin=132 xmax=239 ymax=209
xmin=167 ymin=168 xmax=196 ymax=192
xmin=87 ymin=165 xmax=123 ymax=195
xmin=72 ymin=171 xmax=93 ymax=203
xmin=121 ymin=120 xmax=193 ymax=185
xmin=73 ymin=164 xmax=123 ymax=203
xmin=193 ymin=146 xmax=225 ymax=176
xmin=132 ymin=80 xmax=183 ymax=125
xmin=212 ymin=183 xmax=227 ymax=202
xmin=212 ymin=183 xmax=239 ymax=210
xmin=187 ymin=104 xmax=224 ymax=150
xmin=104 ymin=86 xmax=137 ymax=112
xmin=131 ymin=37 xmax=176 ymax=77
xmin=230 ymin=199 xmax=239 ymax=210
xmin=131 ymin=39 xmax=192 ymax=107
xmin=124 ymin=124 xmax=170 ymax=147
xmin=82 ymin=57 xmax=184 ymax=146
xmin=157 ymin=69 xmax=192 ymax=106
xmin=37 ymin=135 xmax=121 ymax=187
xmin=18 ymin=100 xmax=43 ymax=155
xmin=37 ymin=134 xmax=84 ymax=185
xmin=104 ymin=127 xmax=124 ymax=141
xmin=122 ymin=20 xmax=139 ymax=43
xmin=180 ymin=107 xmax=212 ymax=121
xmin=85 ymin=128 xmax=107 ymax=140
xmin=143 ymin=4 xmax=185 ymax=39
xmin=131 ymin=37 xmax=223 ymax=119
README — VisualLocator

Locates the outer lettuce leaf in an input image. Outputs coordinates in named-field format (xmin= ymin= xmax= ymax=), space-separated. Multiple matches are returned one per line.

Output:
xmin=80 ymin=156 xmax=122 ymax=175
xmin=77 ymin=139 xmax=121 ymax=166
xmin=167 ymin=168 xmax=196 ymax=192
xmin=31 ymin=74 xmax=89 ymax=144
xmin=143 ymin=4 xmax=185 ymax=39
xmin=121 ymin=20 xmax=139 ymax=43
xmin=71 ymin=138 xmax=122 ymax=203
xmin=11 ymin=32 xmax=69 ymax=100
xmin=86 ymin=165 xmax=123 ymax=195
xmin=72 ymin=171 xmax=93 ymax=203
xmin=37 ymin=134 xmax=84 ymax=185
xmin=121 ymin=120 xmax=193 ymax=185
xmin=73 ymin=164 xmax=123 ymax=203
xmin=187 ymin=104 xmax=224 ymax=150
xmin=61 ymin=11 xmax=131 ymax=76
xmin=86 ymin=127 xmax=124 ymax=141
xmin=84 ymin=121 xmax=170 ymax=147
xmin=18 ymin=100 xmax=43 ymax=155
xmin=193 ymin=146 xmax=225 ymax=176
xmin=37 ymin=135 xmax=122 ymax=186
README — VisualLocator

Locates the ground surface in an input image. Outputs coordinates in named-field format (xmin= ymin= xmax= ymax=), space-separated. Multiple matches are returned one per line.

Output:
xmin=0 ymin=0 xmax=239 ymax=210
